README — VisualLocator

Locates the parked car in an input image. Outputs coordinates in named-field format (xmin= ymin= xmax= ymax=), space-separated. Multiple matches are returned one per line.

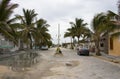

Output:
xmin=41 ymin=46 xmax=48 ymax=50
xmin=77 ymin=48 xmax=89 ymax=56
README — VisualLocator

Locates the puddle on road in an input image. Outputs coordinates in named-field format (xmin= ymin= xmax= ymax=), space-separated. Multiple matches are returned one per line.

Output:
xmin=2 ymin=73 xmax=25 ymax=79
xmin=0 ymin=51 xmax=39 ymax=79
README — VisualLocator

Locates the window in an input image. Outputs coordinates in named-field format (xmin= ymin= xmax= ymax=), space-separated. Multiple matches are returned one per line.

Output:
xmin=100 ymin=43 xmax=104 ymax=47
xmin=110 ymin=37 xmax=113 ymax=50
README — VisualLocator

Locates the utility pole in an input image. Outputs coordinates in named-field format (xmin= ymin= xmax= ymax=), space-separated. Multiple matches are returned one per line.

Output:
xmin=58 ymin=24 xmax=60 ymax=47
xmin=55 ymin=24 xmax=62 ymax=55
xmin=118 ymin=0 xmax=120 ymax=15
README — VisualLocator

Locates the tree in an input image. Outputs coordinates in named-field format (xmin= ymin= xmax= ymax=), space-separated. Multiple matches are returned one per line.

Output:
xmin=80 ymin=27 xmax=92 ymax=42
xmin=0 ymin=0 xmax=18 ymax=45
xmin=34 ymin=19 xmax=51 ymax=49
xmin=107 ymin=10 xmax=120 ymax=36
xmin=16 ymin=9 xmax=37 ymax=49
xmin=64 ymin=27 xmax=76 ymax=49
xmin=91 ymin=12 xmax=117 ymax=55
xmin=64 ymin=27 xmax=76 ymax=40
xmin=91 ymin=13 xmax=107 ymax=55
xmin=70 ymin=18 xmax=87 ymax=43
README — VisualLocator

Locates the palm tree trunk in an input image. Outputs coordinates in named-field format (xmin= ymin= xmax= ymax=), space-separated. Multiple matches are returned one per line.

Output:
xmin=77 ymin=36 xmax=79 ymax=44
xmin=29 ymin=34 xmax=33 ymax=49
xmin=70 ymin=37 xmax=73 ymax=49
xmin=19 ymin=39 xmax=24 ymax=50
xmin=30 ymin=39 xmax=33 ymax=49
xmin=72 ymin=37 xmax=74 ymax=46
xmin=71 ymin=37 xmax=75 ymax=49
xmin=95 ymin=39 xmax=101 ymax=56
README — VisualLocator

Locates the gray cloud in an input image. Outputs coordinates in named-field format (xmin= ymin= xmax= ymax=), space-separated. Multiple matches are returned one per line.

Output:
xmin=12 ymin=0 xmax=118 ymax=44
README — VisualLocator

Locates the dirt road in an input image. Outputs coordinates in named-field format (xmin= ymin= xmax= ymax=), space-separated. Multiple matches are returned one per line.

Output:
xmin=26 ymin=48 xmax=120 ymax=79
xmin=0 ymin=48 xmax=120 ymax=79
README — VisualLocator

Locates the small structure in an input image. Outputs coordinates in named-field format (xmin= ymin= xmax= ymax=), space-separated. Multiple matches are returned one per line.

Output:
xmin=100 ymin=22 xmax=120 ymax=56
xmin=54 ymin=47 xmax=63 ymax=56
xmin=109 ymin=28 xmax=120 ymax=56
xmin=0 ymin=35 xmax=14 ymax=53
xmin=99 ymin=1 xmax=120 ymax=56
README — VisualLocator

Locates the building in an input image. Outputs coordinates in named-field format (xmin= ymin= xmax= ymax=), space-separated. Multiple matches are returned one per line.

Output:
xmin=100 ymin=1 xmax=120 ymax=56
xmin=0 ymin=34 xmax=14 ymax=51
xmin=100 ymin=21 xmax=120 ymax=56
xmin=100 ymin=32 xmax=109 ymax=54
xmin=109 ymin=26 xmax=120 ymax=56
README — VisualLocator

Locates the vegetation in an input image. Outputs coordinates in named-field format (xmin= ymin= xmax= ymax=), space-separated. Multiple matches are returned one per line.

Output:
xmin=0 ymin=0 xmax=119 ymax=54
xmin=64 ymin=18 xmax=90 ymax=49
xmin=34 ymin=19 xmax=51 ymax=49
xmin=0 ymin=0 xmax=52 ymax=50
xmin=64 ymin=27 xmax=76 ymax=49
xmin=0 ymin=0 xmax=19 ymax=45
xmin=16 ymin=9 xmax=38 ymax=49
xmin=90 ymin=11 xmax=117 ymax=55
xmin=69 ymin=18 xmax=88 ymax=43
xmin=64 ymin=11 xmax=118 ymax=55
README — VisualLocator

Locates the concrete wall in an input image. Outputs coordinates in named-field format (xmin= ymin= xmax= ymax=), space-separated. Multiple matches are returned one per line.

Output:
xmin=0 ymin=35 xmax=14 ymax=48
xmin=100 ymin=33 xmax=109 ymax=54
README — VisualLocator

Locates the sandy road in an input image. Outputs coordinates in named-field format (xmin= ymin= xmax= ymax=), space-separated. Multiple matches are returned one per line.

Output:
xmin=25 ymin=48 xmax=120 ymax=79
xmin=0 ymin=48 xmax=120 ymax=79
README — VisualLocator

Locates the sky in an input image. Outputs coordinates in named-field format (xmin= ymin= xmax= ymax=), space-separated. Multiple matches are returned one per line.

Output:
xmin=12 ymin=0 xmax=118 ymax=44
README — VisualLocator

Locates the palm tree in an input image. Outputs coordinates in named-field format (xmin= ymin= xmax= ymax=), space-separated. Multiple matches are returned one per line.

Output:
xmin=91 ymin=13 xmax=107 ymax=55
xmin=106 ymin=10 xmax=120 ymax=28
xmin=0 ymin=0 xmax=18 ymax=46
xmin=16 ymin=9 xmax=37 ymax=49
xmin=0 ymin=0 xmax=18 ymax=22
xmin=34 ymin=19 xmax=51 ymax=49
xmin=107 ymin=10 xmax=120 ymax=21
xmin=80 ymin=27 xmax=92 ymax=42
xmin=91 ymin=12 xmax=117 ymax=55
xmin=64 ymin=27 xmax=76 ymax=49
xmin=6 ymin=23 xmax=21 ymax=46
xmin=70 ymin=18 xmax=87 ymax=43
xmin=64 ymin=27 xmax=76 ymax=40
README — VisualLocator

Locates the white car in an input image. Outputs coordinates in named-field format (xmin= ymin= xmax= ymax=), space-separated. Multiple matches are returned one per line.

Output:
xmin=41 ymin=46 xmax=48 ymax=50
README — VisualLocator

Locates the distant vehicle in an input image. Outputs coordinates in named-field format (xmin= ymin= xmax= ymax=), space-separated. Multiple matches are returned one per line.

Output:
xmin=41 ymin=46 xmax=48 ymax=50
xmin=77 ymin=48 xmax=89 ymax=56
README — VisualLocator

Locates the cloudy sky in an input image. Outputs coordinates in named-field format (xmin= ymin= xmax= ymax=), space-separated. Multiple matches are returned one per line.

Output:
xmin=12 ymin=0 xmax=118 ymax=44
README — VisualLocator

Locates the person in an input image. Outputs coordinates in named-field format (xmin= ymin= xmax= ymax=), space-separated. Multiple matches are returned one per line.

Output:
xmin=59 ymin=50 xmax=62 ymax=53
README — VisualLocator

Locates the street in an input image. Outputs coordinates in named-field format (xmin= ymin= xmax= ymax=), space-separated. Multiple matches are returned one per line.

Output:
xmin=25 ymin=48 xmax=120 ymax=79
xmin=0 ymin=0 xmax=120 ymax=79
xmin=0 ymin=48 xmax=120 ymax=79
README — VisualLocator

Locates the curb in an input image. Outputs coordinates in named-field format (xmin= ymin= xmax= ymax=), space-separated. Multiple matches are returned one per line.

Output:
xmin=94 ymin=56 xmax=120 ymax=64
